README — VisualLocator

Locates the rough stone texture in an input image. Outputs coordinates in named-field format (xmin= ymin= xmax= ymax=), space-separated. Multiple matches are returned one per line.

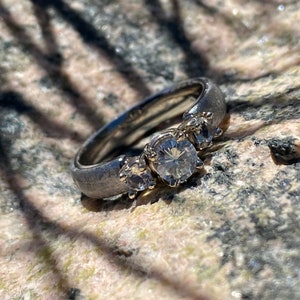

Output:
xmin=0 ymin=0 xmax=299 ymax=299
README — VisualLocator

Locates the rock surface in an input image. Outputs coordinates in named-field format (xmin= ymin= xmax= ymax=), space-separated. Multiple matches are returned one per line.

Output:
xmin=0 ymin=0 xmax=299 ymax=299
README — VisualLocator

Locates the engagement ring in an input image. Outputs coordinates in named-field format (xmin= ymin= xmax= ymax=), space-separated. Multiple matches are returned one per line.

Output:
xmin=71 ymin=78 xmax=226 ymax=199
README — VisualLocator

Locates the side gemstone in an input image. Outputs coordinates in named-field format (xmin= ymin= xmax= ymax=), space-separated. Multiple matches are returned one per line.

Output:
xmin=190 ymin=122 xmax=214 ymax=150
xmin=179 ymin=113 xmax=215 ymax=150
xmin=119 ymin=157 xmax=155 ymax=191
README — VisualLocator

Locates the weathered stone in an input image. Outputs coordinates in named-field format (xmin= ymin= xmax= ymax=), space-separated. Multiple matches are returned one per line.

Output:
xmin=0 ymin=0 xmax=299 ymax=299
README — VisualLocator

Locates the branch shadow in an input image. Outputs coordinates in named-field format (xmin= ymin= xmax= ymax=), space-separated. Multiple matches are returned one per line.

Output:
xmin=80 ymin=182 xmax=189 ymax=213
xmin=191 ymin=0 xmax=250 ymax=38
xmin=31 ymin=0 xmax=151 ymax=98
xmin=190 ymin=0 xmax=300 ymax=84
xmin=227 ymin=85 xmax=300 ymax=119
xmin=144 ymin=0 xmax=210 ymax=78
xmin=221 ymin=86 xmax=300 ymax=140
xmin=0 ymin=3 xmax=209 ymax=297
xmin=0 ymin=90 xmax=84 ymax=142
xmin=31 ymin=0 xmax=63 ymax=67
xmin=0 ymin=134 xmax=209 ymax=300
xmin=0 ymin=1 xmax=104 ymax=131
xmin=0 ymin=137 xmax=74 ymax=297
xmin=1 ymin=0 xmax=299 ymax=298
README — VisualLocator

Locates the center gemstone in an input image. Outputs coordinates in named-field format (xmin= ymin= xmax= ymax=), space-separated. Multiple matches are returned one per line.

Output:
xmin=150 ymin=136 xmax=198 ymax=186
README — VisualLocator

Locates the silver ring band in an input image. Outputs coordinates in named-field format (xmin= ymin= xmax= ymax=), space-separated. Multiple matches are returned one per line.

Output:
xmin=71 ymin=77 xmax=226 ymax=199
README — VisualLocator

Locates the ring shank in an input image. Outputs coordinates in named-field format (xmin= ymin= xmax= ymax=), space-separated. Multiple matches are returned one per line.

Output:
xmin=71 ymin=78 xmax=226 ymax=199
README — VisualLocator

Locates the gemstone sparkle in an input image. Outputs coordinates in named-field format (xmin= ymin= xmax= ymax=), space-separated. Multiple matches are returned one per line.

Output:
xmin=150 ymin=136 xmax=198 ymax=185
xmin=119 ymin=158 xmax=154 ymax=191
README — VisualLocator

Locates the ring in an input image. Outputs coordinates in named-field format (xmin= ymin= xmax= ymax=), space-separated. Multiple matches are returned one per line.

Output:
xmin=71 ymin=78 xmax=226 ymax=199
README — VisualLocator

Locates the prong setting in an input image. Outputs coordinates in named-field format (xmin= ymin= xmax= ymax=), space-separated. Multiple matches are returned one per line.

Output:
xmin=196 ymin=158 xmax=204 ymax=170
xmin=214 ymin=127 xmax=223 ymax=138
xmin=72 ymin=78 xmax=226 ymax=200
xmin=165 ymin=176 xmax=179 ymax=188
xmin=119 ymin=109 xmax=223 ymax=197
xmin=203 ymin=111 xmax=213 ymax=119
xmin=128 ymin=190 xmax=137 ymax=199
xmin=118 ymin=156 xmax=128 ymax=168
xmin=174 ymin=129 xmax=186 ymax=141
xmin=180 ymin=112 xmax=215 ymax=150
xmin=148 ymin=182 xmax=156 ymax=190
xmin=119 ymin=104 xmax=223 ymax=197
xmin=119 ymin=172 xmax=126 ymax=181
xmin=144 ymin=144 xmax=157 ymax=162
xmin=119 ymin=156 xmax=155 ymax=193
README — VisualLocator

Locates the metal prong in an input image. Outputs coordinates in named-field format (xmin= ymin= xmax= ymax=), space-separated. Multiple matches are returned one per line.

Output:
xmin=128 ymin=190 xmax=137 ymax=199
xmin=149 ymin=153 xmax=157 ymax=162
xmin=144 ymin=143 xmax=150 ymax=155
xmin=118 ymin=156 xmax=128 ymax=167
xmin=166 ymin=176 xmax=179 ymax=188
xmin=214 ymin=127 xmax=223 ymax=138
xmin=199 ymin=141 xmax=213 ymax=150
xmin=148 ymin=179 xmax=156 ymax=190
xmin=144 ymin=150 xmax=157 ymax=162
xmin=176 ymin=130 xmax=186 ymax=141
xmin=138 ymin=164 xmax=146 ymax=171
xmin=204 ymin=112 xmax=213 ymax=119
xmin=144 ymin=144 xmax=157 ymax=161
xmin=119 ymin=172 xmax=126 ymax=181
xmin=196 ymin=159 xmax=204 ymax=170
xmin=186 ymin=117 xmax=197 ymax=128
xmin=206 ymin=141 xmax=213 ymax=148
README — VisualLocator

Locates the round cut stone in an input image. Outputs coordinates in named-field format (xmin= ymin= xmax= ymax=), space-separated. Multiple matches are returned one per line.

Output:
xmin=151 ymin=137 xmax=198 ymax=185
xmin=180 ymin=115 xmax=215 ymax=150
xmin=192 ymin=122 xmax=214 ymax=149
xmin=120 ymin=158 xmax=154 ymax=191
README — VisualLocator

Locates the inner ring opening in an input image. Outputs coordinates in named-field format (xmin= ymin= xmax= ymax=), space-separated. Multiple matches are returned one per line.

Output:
xmin=78 ymin=83 xmax=205 ymax=166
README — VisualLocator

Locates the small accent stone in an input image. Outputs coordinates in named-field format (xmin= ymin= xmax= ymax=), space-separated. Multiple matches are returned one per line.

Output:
xmin=120 ymin=157 xmax=154 ymax=191
xmin=192 ymin=122 xmax=214 ymax=149
xmin=180 ymin=114 xmax=215 ymax=150
xmin=151 ymin=136 xmax=198 ymax=185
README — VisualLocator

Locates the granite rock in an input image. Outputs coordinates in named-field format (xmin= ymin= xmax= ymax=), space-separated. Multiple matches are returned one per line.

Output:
xmin=0 ymin=0 xmax=299 ymax=299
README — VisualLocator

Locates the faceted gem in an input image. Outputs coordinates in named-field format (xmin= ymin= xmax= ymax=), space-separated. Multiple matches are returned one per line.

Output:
xmin=151 ymin=136 xmax=198 ymax=185
xmin=120 ymin=157 xmax=154 ymax=191
xmin=180 ymin=114 xmax=215 ymax=150
xmin=192 ymin=122 xmax=214 ymax=149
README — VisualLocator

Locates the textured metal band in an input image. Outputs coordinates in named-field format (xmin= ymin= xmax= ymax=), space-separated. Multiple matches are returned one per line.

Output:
xmin=71 ymin=78 xmax=226 ymax=199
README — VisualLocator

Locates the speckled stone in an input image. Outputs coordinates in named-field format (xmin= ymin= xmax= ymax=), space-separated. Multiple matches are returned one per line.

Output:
xmin=0 ymin=0 xmax=299 ymax=299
